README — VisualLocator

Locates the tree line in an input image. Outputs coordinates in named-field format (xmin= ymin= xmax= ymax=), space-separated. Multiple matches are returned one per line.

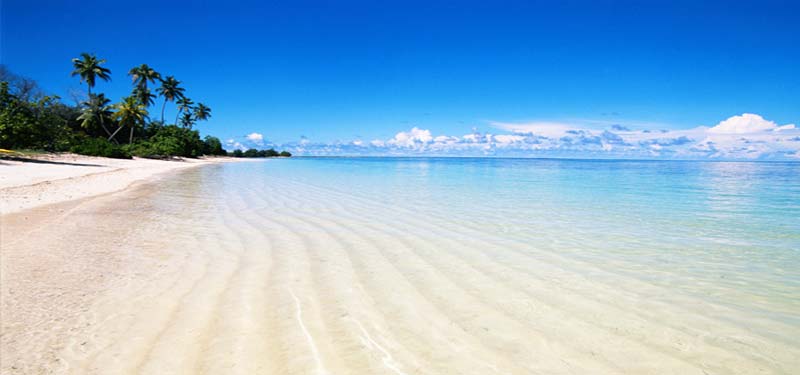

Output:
xmin=0 ymin=53 xmax=290 ymax=159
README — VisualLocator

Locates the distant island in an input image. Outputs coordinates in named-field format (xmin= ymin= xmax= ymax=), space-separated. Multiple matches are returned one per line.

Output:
xmin=0 ymin=53 xmax=289 ymax=160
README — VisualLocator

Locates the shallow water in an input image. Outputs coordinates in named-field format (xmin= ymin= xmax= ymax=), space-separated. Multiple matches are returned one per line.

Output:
xmin=156 ymin=157 xmax=798 ymax=373
xmin=7 ymin=157 xmax=799 ymax=374
xmin=221 ymin=157 xmax=800 ymax=318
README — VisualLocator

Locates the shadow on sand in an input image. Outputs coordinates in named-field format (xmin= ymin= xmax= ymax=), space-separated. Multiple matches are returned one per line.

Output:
xmin=0 ymin=156 xmax=104 ymax=167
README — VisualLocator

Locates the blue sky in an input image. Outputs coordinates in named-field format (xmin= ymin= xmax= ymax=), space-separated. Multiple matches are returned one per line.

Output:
xmin=3 ymin=0 xmax=799 ymax=158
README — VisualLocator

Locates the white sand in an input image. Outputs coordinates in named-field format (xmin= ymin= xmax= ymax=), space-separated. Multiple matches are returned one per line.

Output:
xmin=0 ymin=154 xmax=237 ymax=214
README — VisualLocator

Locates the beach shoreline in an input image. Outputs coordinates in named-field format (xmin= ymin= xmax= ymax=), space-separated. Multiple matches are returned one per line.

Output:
xmin=0 ymin=153 xmax=244 ymax=215
xmin=0 ymin=155 xmax=245 ymax=373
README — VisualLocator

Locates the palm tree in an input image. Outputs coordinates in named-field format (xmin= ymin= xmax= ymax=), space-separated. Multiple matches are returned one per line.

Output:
xmin=156 ymin=76 xmax=185 ymax=123
xmin=193 ymin=103 xmax=211 ymax=123
xmin=133 ymin=86 xmax=157 ymax=108
xmin=77 ymin=93 xmax=114 ymax=138
xmin=180 ymin=112 xmax=196 ymax=128
xmin=112 ymin=96 xmax=148 ymax=144
xmin=128 ymin=64 xmax=160 ymax=104
xmin=175 ymin=96 xmax=194 ymax=125
xmin=71 ymin=53 xmax=111 ymax=96
xmin=128 ymin=64 xmax=161 ymax=113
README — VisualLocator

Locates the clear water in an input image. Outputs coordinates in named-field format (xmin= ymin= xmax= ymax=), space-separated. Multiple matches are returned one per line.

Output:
xmin=216 ymin=157 xmax=800 ymax=320
xmin=172 ymin=157 xmax=800 ymax=372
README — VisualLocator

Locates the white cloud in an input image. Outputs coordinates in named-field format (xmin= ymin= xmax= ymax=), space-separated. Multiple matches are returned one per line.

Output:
xmin=434 ymin=135 xmax=459 ymax=143
xmin=224 ymin=138 xmax=247 ymax=151
xmin=708 ymin=113 xmax=795 ymax=134
xmin=493 ymin=134 xmax=526 ymax=144
xmin=388 ymin=127 xmax=433 ymax=147
xmin=267 ymin=114 xmax=799 ymax=159
xmin=490 ymin=121 xmax=576 ymax=137
xmin=461 ymin=133 xmax=480 ymax=143
xmin=246 ymin=132 xmax=264 ymax=142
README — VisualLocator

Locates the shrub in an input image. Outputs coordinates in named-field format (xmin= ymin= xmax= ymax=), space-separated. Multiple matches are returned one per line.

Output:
xmin=0 ymin=82 xmax=74 ymax=151
xmin=70 ymin=137 xmax=131 ymax=159
xmin=124 ymin=138 xmax=180 ymax=158
xmin=125 ymin=125 xmax=204 ymax=158
xmin=226 ymin=148 xmax=291 ymax=158
xmin=202 ymin=136 xmax=226 ymax=155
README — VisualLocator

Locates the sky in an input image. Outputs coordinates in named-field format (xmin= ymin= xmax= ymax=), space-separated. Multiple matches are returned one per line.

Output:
xmin=2 ymin=0 xmax=799 ymax=159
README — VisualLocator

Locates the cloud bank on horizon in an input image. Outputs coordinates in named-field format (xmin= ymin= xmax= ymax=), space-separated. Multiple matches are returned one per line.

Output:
xmin=228 ymin=113 xmax=799 ymax=160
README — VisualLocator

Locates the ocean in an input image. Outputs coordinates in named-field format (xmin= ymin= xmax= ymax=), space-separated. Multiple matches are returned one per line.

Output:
xmin=120 ymin=157 xmax=800 ymax=373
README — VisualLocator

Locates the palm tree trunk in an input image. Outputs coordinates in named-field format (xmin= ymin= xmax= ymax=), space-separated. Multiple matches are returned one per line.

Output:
xmin=174 ymin=109 xmax=181 ymax=126
xmin=108 ymin=124 xmax=124 ymax=142
xmin=161 ymin=100 xmax=167 ymax=124
xmin=129 ymin=126 xmax=134 ymax=144
xmin=99 ymin=115 xmax=114 ymax=140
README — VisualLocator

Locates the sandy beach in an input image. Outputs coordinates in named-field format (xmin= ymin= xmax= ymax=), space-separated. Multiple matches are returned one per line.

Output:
xmin=2 ymin=157 xmax=798 ymax=374
xmin=1 ymin=154 xmax=240 ymax=373
xmin=0 ymin=154 xmax=238 ymax=215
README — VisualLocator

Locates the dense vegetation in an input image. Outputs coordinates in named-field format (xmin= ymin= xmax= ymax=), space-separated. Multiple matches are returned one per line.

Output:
xmin=0 ymin=55 xmax=290 ymax=159
xmin=231 ymin=148 xmax=291 ymax=158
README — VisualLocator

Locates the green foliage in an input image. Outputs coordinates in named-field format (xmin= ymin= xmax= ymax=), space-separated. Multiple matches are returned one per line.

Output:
xmin=175 ymin=96 xmax=194 ymax=125
xmin=179 ymin=112 xmax=195 ymax=128
xmin=279 ymin=151 xmax=292 ymax=157
xmin=125 ymin=125 xmax=204 ymax=158
xmin=133 ymin=86 xmax=156 ymax=107
xmin=202 ymin=136 xmax=226 ymax=155
xmin=128 ymin=64 xmax=161 ymax=92
xmin=70 ymin=137 xmax=131 ymax=159
xmin=77 ymin=93 xmax=113 ymax=137
xmin=0 ymin=82 xmax=74 ymax=151
xmin=113 ymin=96 xmax=148 ymax=144
xmin=157 ymin=76 xmax=185 ymax=123
xmin=229 ymin=147 xmax=291 ymax=158
xmin=193 ymin=103 xmax=211 ymax=122
xmin=2 ymin=59 xmax=222 ymax=159
xmin=260 ymin=149 xmax=280 ymax=157
xmin=71 ymin=53 xmax=111 ymax=94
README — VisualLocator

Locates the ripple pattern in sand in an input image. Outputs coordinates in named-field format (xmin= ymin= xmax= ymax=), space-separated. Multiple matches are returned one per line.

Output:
xmin=3 ymin=160 xmax=799 ymax=375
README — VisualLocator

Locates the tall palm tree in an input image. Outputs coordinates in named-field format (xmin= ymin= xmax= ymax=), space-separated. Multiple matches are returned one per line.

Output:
xmin=71 ymin=53 xmax=111 ymax=96
xmin=156 ymin=76 xmax=185 ymax=123
xmin=180 ymin=112 xmax=196 ymax=128
xmin=128 ymin=64 xmax=160 ymax=104
xmin=193 ymin=103 xmax=211 ymax=123
xmin=175 ymin=96 xmax=194 ymax=125
xmin=112 ymin=96 xmax=148 ymax=144
xmin=77 ymin=93 xmax=114 ymax=138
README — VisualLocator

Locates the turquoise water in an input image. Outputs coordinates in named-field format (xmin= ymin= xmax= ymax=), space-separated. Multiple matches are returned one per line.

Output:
xmin=144 ymin=156 xmax=800 ymax=372
xmin=219 ymin=157 xmax=800 ymax=320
